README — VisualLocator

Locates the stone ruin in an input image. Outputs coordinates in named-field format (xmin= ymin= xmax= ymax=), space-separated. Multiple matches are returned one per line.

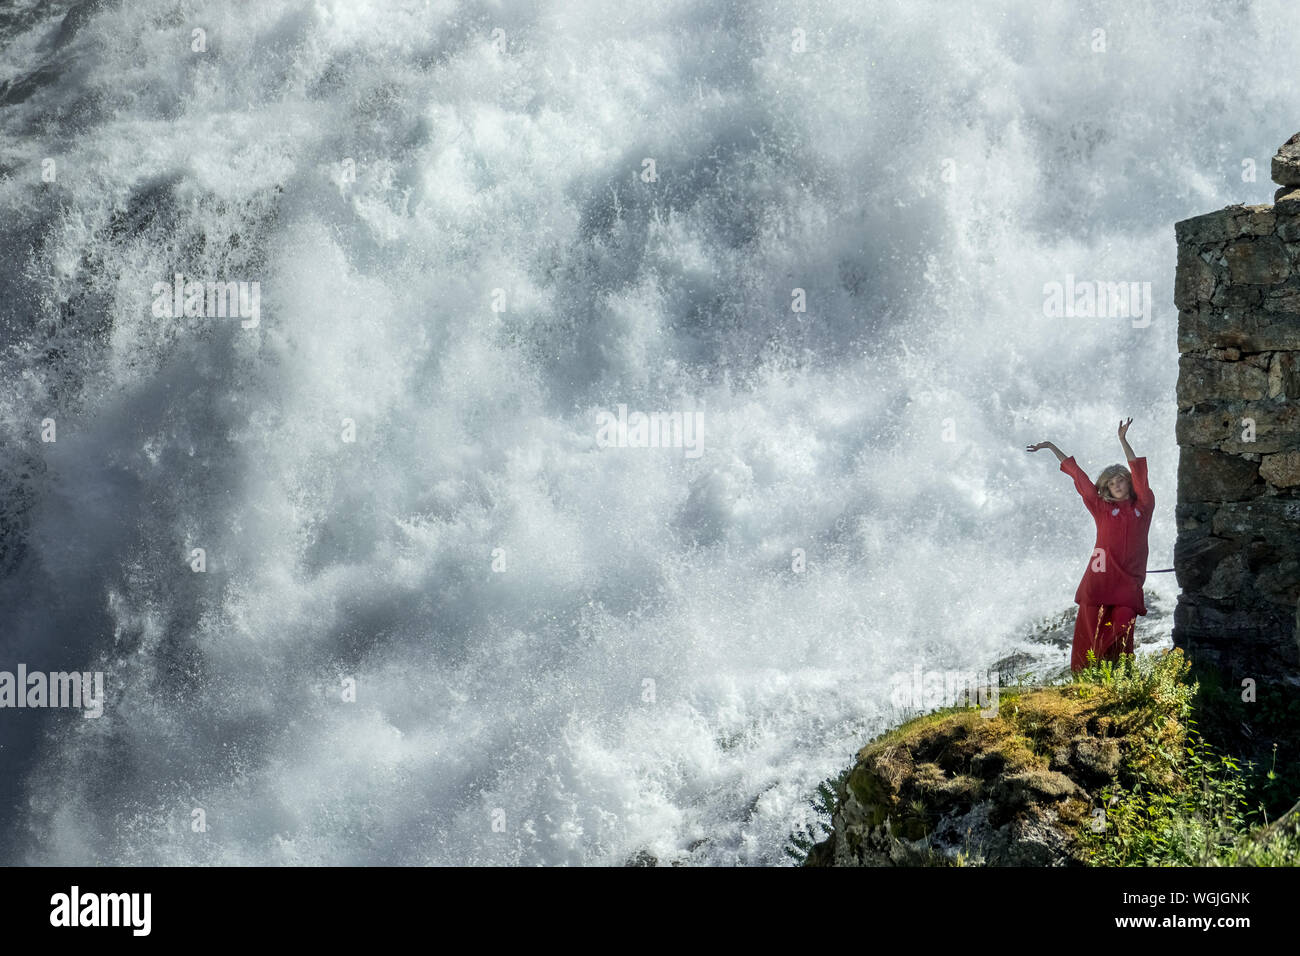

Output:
xmin=1172 ymin=132 xmax=1300 ymax=686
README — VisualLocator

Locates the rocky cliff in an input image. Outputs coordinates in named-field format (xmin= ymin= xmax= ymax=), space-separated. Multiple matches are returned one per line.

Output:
xmin=802 ymin=650 xmax=1300 ymax=867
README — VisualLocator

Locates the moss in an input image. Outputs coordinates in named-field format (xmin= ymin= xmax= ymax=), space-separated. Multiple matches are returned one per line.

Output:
xmin=846 ymin=765 xmax=898 ymax=829
xmin=832 ymin=683 xmax=1114 ymax=859
xmin=795 ymin=649 xmax=1300 ymax=865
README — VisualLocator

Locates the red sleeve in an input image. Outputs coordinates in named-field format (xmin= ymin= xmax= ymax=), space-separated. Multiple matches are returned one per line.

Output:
xmin=1060 ymin=456 xmax=1098 ymax=514
xmin=1128 ymin=456 xmax=1154 ymax=510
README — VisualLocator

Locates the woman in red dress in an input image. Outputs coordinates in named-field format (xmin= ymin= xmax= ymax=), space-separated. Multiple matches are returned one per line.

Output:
xmin=1027 ymin=418 xmax=1155 ymax=671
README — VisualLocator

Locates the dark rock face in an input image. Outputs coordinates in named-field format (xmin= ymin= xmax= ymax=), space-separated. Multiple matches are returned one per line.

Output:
xmin=1172 ymin=133 xmax=1300 ymax=686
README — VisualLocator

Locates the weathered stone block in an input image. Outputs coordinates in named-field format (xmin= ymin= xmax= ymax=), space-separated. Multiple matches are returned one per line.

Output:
xmin=1262 ymin=282 xmax=1300 ymax=313
xmin=1178 ymin=446 xmax=1261 ymax=501
xmin=1176 ymin=354 xmax=1269 ymax=408
xmin=1241 ymin=207 xmax=1277 ymax=236
xmin=1174 ymin=244 xmax=1219 ymax=311
xmin=1175 ymin=208 xmax=1239 ymax=247
xmin=1276 ymin=194 xmax=1300 ymax=237
xmin=1267 ymin=350 xmax=1300 ymax=400
xmin=1211 ymin=496 xmax=1300 ymax=537
xmin=1176 ymin=401 xmax=1300 ymax=454
xmin=1255 ymin=561 xmax=1300 ymax=605
xmin=1178 ymin=305 xmax=1300 ymax=352
xmin=1173 ymin=597 xmax=1300 ymax=682
xmin=1203 ymin=550 xmax=1250 ymax=600
xmin=1210 ymin=281 xmax=1265 ymax=311
xmin=1176 ymin=204 xmax=1278 ymax=247
xmin=1175 ymin=501 xmax=1218 ymax=535
xmin=1174 ymin=534 xmax=1238 ymax=591
xmin=1245 ymin=538 xmax=1300 ymax=572
xmin=1260 ymin=450 xmax=1300 ymax=487
xmin=1272 ymin=132 xmax=1300 ymax=187
xmin=1225 ymin=237 xmax=1291 ymax=285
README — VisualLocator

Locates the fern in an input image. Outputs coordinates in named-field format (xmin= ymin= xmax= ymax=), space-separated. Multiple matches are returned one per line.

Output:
xmin=784 ymin=771 xmax=846 ymax=864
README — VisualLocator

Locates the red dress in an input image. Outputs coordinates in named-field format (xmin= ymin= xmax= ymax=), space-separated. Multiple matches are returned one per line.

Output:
xmin=1059 ymin=456 xmax=1154 ymax=670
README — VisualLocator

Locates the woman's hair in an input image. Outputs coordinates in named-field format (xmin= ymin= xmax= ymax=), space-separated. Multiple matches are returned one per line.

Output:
xmin=1095 ymin=463 xmax=1134 ymax=501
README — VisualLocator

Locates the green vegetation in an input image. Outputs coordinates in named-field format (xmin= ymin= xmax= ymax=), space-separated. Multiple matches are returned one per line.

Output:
xmin=784 ymin=776 xmax=842 ymax=864
xmin=1074 ymin=649 xmax=1300 ymax=866
xmin=787 ymin=648 xmax=1300 ymax=866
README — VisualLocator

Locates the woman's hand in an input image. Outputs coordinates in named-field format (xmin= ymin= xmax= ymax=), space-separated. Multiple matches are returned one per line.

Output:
xmin=1117 ymin=417 xmax=1136 ymax=461
xmin=1027 ymin=441 xmax=1067 ymax=463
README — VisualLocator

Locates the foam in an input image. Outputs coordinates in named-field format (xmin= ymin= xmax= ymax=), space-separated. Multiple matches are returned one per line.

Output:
xmin=0 ymin=0 xmax=1282 ymax=865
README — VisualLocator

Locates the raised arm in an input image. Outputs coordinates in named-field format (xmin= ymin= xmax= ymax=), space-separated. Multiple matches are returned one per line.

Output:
xmin=1028 ymin=440 xmax=1097 ymax=513
xmin=1117 ymin=417 xmax=1136 ymax=461
xmin=1026 ymin=440 xmax=1067 ymax=464
xmin=1119 ymin=418 xmax=1155 ymax=510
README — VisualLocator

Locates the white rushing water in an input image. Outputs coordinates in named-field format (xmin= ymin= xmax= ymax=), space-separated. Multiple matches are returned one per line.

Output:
xmin=0 ymin=0 xmax=1292 ymax=865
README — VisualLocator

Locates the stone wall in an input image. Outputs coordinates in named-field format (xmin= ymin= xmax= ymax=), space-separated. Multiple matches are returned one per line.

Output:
xmin=1172 ymin=133 xmax=1300 ymax=685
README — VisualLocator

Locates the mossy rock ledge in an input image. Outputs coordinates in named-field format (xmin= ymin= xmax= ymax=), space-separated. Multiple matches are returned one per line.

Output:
xmin=805 ymin=681 xmax=1182 ymax=866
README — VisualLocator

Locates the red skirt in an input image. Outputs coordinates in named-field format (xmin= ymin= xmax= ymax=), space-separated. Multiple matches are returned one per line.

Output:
xmin=1071 ymin=603 xmax=1136 ymax=671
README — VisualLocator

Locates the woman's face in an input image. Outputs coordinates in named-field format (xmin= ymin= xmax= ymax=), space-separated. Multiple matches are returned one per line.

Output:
xmin=1106 ymin=473 xmax=1131 ymax=500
